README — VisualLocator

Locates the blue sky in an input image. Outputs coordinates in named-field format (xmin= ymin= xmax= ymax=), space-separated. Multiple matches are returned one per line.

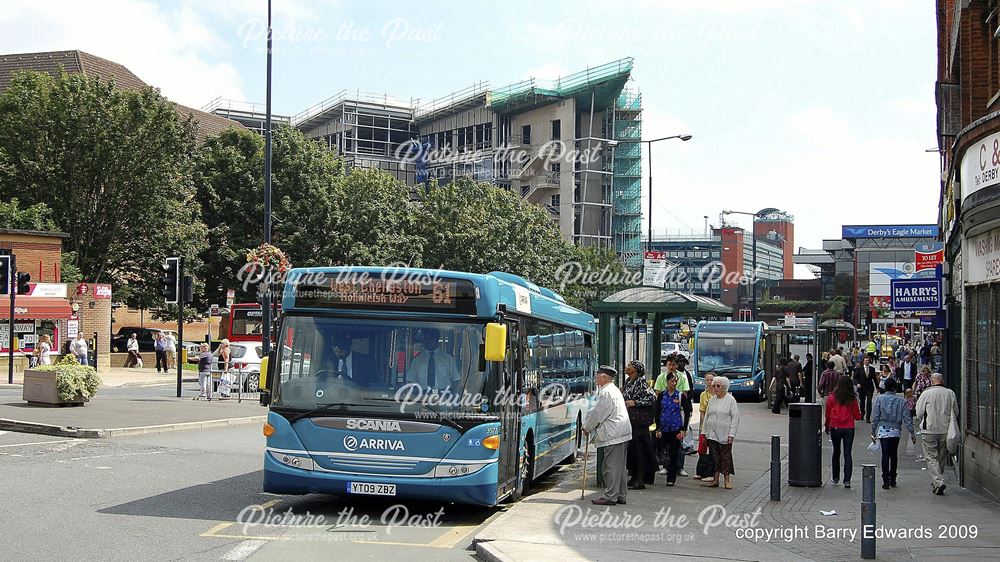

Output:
xmin=3 ymin=1 xmax=939 ymax=277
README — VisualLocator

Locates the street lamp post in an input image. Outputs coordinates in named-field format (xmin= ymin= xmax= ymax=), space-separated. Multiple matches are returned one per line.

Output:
xmin=722 ymin=207 xmax=780 ymax=321
xmin=642 ymin=134 xmax=692 ymax=282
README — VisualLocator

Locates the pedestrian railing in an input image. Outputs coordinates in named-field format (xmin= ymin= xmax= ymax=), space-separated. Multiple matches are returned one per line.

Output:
xmin=210 ymin=366 xmax=262 ymax=403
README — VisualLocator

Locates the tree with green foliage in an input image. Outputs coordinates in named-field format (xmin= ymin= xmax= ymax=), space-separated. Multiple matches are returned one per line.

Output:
xmin=415 ymin=177 xmax=574 ymax=287
xmin=193 ymin=126 xmax=423 ymax=307
xmin=0 ymin=199 xmax=58 ymax=231
xmin=0 ymin=70 xmax=206 ymax=307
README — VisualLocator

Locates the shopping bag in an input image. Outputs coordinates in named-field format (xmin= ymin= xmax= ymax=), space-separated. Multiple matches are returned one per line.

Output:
xmin=905 ymin=438 xmax=915 ymax=456
xmin=867 ymin=440 xmax=880 ymax=453
xmin=698 ymin=434 xmax=708 ymax=455
xmin=946 ymin=414 xmax=960 ymax=454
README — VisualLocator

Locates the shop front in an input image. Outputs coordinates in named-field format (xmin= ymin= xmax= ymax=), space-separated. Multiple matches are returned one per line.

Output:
xmin=950 ymin=123 xmax=1000 ymax=500
xmin=0 ymin=287 xmax=73 ymax=364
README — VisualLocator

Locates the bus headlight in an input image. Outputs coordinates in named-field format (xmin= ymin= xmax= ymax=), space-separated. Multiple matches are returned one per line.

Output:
xmin=433 ymin=462 xmax=489 ymax=477
xmin=270 ymin=451 xmax=314 ymax=470
xmin=746 ymin=380 xmax=755 ymax=386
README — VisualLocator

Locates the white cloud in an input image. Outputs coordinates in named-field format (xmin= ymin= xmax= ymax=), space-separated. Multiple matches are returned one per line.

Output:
xmin=786 ymin=106 xmax=852 ymax=149
xmin=0 ymin=0 xmax=246 ymax=108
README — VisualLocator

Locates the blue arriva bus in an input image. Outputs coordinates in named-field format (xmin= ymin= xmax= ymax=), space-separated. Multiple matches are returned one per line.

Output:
xmin=691 ymin=321 xmax=767 ymax=402
xmin=258 ymin=267 xmax=596 ymax=506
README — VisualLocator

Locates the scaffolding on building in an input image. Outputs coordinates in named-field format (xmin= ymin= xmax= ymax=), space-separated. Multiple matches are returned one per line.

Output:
xmin=613 ymin=89 xmax=643 ymax=269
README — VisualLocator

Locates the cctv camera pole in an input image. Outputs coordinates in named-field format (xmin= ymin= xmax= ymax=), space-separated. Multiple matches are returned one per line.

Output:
xmin=177 ymin=256 xmax=184 ymax=398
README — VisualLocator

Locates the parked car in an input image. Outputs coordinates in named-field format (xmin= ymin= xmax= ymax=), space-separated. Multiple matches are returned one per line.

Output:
xmin=210 ymin=342 xmax=264 ymax=393
xmin=660 ymin=341 xmax=691 ymax=362
xmin=110 ymin=327 xmax=176 ymax=353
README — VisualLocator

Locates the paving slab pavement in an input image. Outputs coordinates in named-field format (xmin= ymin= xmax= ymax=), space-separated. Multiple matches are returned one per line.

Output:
xmin=475 ymin=400 xmax=1000 ymax=562
xmin=0 ymin=366 xmax=196 ymax=389
xmin=0 ymin=385 xmax=265 ymax=438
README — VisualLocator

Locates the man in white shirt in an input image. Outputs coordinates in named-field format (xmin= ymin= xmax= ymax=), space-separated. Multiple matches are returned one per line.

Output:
xmin=915 ymin=373 xmax=958 ymax=496
xmin=896 ymin=353 xmax=916 ymax=390
xmin=830 ymin=349 xmax=847 ymax=375
xmin=70 ymin=335 xmax=89 ymax=366
xmin=583 ymin=365 xmax=632 ymax=506
xmin=164 ymin=333 xmax=177 ymax=369
xmin=406 ymin=328 xmax=459 ymax=390
xmin=330 ymin=333 xmax=358 ymax=380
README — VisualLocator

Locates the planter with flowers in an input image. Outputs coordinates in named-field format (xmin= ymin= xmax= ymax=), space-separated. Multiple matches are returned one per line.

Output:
xmin=23 ymin=355 xmax=102 ymax=406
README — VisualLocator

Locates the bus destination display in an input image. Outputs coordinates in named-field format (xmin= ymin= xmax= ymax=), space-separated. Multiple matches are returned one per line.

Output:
xmin=294 ymin=277 xmax=477 ymax=314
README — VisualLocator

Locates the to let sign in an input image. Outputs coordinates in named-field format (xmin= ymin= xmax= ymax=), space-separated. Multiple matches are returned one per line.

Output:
xmin=890 ymin=279 xmax=942 ymax=311
xmin=914 ymin=243 xmax=944 ymax=272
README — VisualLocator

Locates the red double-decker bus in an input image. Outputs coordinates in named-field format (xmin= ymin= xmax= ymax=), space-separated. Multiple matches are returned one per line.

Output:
xmin=220 ymin=303 xmax=265 ymax=343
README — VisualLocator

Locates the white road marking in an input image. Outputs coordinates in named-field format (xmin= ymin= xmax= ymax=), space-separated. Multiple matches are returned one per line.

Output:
xmin=0 ymin=439 xmax=77 ymax=448
xmin=68 ymin=450 xmax=165 ymax=462
xmin=222 ymin=539 xmax=268 ymax=560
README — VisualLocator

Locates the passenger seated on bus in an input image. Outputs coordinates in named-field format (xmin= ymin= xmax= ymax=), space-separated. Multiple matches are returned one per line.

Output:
xmin=323 ymin=333 xmax=372 ymax=384
xmin=406 ymin=328 xmax=459 ymax=390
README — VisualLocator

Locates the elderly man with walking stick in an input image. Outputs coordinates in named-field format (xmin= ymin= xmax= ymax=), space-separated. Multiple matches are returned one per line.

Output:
xmin=582 ymin=365 xmax=633 ymax=506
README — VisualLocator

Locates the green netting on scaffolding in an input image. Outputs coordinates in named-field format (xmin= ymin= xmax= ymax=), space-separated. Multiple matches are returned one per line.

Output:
xmin=488 ymin=58 xmax=634 ymax=111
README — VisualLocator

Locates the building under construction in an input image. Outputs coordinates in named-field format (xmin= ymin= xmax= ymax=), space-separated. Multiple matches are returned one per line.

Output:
xmin=272 ymin=58 xmax=644 ymax=267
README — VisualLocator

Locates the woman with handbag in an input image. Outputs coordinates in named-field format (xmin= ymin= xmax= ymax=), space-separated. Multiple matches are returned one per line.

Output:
xmin=693 ymin=372 xmax=716 ymax=480
xmin=623 ymin=360 xmax=658 ymax=489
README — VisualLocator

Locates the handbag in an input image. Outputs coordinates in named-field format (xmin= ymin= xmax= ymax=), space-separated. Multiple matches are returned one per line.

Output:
xmin=697 ymin=433 xmax=708 ymax=455
xmin=629 ymin=404 xmax=655 ymax=427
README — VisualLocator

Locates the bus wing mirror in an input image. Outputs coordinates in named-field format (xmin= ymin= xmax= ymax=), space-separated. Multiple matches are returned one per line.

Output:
xmin=484 ymin=323 xmax=507 ymax=362
xmin=259 ymin=351 xmax=275 ymax=407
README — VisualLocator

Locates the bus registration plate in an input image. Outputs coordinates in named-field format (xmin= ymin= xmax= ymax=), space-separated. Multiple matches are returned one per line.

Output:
xmin=348 ymin=482 xmax=396 ymax=496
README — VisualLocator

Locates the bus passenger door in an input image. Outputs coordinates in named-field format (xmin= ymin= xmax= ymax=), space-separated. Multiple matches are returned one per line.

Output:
xmin=496 ymin=319 xmax=522 ymax=500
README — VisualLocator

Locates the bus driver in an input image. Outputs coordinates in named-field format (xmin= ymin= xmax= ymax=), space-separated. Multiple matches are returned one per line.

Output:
xmin=407 ymin=328 xmax=459 ymax=390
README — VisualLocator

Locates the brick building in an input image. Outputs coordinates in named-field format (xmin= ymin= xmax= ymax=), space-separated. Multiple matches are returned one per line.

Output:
xmin=0 ymin=229 xmax=112 ymax=373
xmin=935 ymin=0 xmax=1000 ymax=500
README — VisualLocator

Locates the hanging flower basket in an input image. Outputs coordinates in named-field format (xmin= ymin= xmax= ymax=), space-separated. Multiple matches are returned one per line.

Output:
xmin=245 ymin=243 xmax=291 ymax=276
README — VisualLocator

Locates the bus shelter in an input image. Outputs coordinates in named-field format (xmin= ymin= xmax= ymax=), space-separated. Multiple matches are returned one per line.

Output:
xmin=818 ymin=319 xmax=857 ymax=352
xmin=765 ymin=325 xmax=827 ymax=405
xmin=592 ymin=287 xmax=732 ymax=383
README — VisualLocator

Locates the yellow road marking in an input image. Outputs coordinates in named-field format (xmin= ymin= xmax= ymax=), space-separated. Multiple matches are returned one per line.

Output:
xmin=200 ymin=522 xmax=234 ymax=537
xmin=428 ymin=524 xmax=479 ymax=548
xmin=207 ymin=533 xmax=290 ymax=541
xmin=199 ymin=500 xmax=283 ymax=539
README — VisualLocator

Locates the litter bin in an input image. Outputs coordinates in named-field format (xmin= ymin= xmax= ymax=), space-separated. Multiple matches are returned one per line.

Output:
xmin=788 ymin=402 xmax=823 ymax=486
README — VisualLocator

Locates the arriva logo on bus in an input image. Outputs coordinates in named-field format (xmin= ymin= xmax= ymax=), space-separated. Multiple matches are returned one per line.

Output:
xmin=344 ymin=435 xmax=406 ymax=452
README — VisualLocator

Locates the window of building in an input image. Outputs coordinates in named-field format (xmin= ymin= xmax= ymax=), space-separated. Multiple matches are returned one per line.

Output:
xmin=550 ymin=163 xmax=561 ymax=174
xmin=551 ymin=119 xmax=561 ymax=140
xmin=965 ymin=283 xmax=1000 ymax=445
xmin=521 ymin=184 xmax=530 ymax=197
xmin=551 ymin=194 xmax=560 ymax=207
xmin=521 ymin=125 xmax=531 ymax=145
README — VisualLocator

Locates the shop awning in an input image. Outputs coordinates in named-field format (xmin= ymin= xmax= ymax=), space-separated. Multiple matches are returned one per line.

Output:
xmin=0 ymin=297 xmax=73 ymax=319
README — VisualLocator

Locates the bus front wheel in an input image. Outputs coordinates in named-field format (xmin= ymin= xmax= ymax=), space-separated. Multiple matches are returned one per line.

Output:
xmin=513 ymin=437 xmax=534 ymax=501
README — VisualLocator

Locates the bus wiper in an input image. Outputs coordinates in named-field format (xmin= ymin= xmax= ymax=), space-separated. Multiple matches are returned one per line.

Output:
xmin=287 ymin=401 xmax=387 ymax=424
xmin=707 ymin=366 xmax=753 ymax=374
xmin=364 ymin=397 xmax=463 ymax=431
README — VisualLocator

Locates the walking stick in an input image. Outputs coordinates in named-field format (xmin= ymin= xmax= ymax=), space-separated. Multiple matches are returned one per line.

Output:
xmin=581 ymin=437 xmax=590 ymax=499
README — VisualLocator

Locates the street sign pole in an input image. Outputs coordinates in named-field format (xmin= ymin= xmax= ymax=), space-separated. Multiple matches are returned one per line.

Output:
xmin=176 ymin=256 xmax=184 ymax=398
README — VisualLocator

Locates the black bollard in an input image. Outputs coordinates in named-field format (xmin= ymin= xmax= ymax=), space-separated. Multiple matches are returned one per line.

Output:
xmin=770 ymin=434 xmax=781 ymax=501
xmin=861 ymin=463 xmax=876 ymax=559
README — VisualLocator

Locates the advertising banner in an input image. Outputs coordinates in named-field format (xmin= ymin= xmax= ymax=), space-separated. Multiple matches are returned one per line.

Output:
xmin=842 ymin=225 xmax=939 ymax=239
xmin=890 ymin=279 xmax=942 ymax=311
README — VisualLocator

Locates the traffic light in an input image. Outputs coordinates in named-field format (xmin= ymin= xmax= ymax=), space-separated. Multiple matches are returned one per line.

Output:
xmin=161 ymin=257 xmax=180 ymax=304
xmin=182 ymin=275 xmax=194 ymax=304
xmin=16 ymin=272 xmax=31 ymax=295
xmin=0 ymin=255 xmax=9 ymax=295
